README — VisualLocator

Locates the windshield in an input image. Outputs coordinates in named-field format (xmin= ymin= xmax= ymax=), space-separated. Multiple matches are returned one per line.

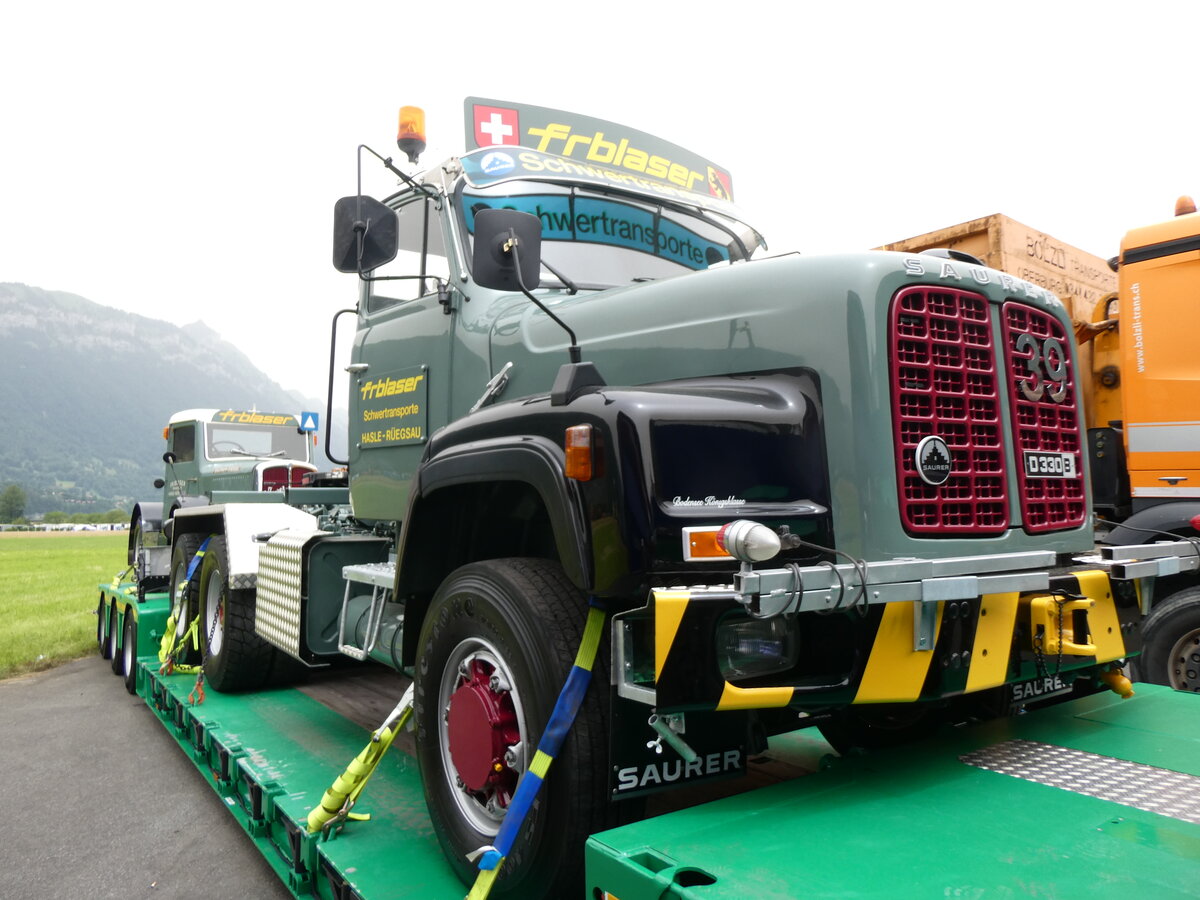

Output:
xmin=204 ymin=422 xmax=311 ymax=462
xmin=457 ymin=180 xmax=764 ymax=289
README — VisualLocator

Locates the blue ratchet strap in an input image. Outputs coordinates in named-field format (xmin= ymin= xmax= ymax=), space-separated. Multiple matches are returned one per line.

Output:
xmin=182 ymin=535 xmax=212 ymax=650
xmin=158 ymin=536 xmax=213 ymax=679
xmin=186 ymin=536 xmax=212 ymax=580
xmin=466 ymin=601 xmax=607 ymax=900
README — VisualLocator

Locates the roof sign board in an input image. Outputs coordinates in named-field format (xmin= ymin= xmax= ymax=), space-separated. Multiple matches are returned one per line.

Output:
xmin=464 ymin=97 xmax=734 ymax=202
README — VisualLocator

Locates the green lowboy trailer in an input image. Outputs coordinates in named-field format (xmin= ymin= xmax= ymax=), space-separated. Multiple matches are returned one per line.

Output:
xmin=93 ymin=625 xmax=1200 ymax=899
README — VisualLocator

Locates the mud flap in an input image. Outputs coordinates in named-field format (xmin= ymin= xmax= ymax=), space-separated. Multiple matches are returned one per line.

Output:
xmin=608 ymin=692 xmax=748 ymax=801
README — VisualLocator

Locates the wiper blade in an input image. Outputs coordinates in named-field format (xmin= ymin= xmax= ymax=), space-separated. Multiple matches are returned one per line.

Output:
xmin=230 ymin=449 xmax=287 ymax=458
xmin=540 ymin=258 xmax=578 ymax=295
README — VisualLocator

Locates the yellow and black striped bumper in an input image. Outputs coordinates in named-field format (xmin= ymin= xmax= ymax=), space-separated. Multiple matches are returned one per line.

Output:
xmin=644 ymin=570 xmax=1137 ymax=713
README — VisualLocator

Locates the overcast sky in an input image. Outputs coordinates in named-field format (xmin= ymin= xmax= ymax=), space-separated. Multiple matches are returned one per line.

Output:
xmin=4 ymin=1 xmax=1196 ymax=400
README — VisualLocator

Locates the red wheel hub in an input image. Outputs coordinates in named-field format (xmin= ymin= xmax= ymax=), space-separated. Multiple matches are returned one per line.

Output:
xmin=446 ymin=659 xmax=520 ymax=797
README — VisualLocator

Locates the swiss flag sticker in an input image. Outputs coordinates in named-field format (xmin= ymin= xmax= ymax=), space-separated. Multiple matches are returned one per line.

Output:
xmin=474 ymin=105 xmax=520 ymax=147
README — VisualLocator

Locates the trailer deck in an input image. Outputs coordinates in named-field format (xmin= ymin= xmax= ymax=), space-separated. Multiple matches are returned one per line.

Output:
xmin=135 ymin=658 xmax=462 ymax=899
xmin=587 ymin=685 xmax=1200 ymax=899
xmin=104 ymin=579 xmax=1200 ymax=900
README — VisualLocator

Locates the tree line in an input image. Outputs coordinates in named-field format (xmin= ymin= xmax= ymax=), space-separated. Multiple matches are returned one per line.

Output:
xmin=0 ymin=484 xmax=126 ymax=525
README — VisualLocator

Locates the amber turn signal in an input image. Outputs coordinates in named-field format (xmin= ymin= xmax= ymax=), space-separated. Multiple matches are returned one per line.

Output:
xmin=564 ymin=424 xmax=593 ymax=481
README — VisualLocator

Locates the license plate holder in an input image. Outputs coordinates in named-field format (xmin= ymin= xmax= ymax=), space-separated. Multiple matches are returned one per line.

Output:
xmin=1024 ymin=451 xmax=1077 ymax=479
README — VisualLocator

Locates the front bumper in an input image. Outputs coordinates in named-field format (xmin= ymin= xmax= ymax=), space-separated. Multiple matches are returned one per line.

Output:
xmin=614 ymin=542 xmax=1193 ymax=714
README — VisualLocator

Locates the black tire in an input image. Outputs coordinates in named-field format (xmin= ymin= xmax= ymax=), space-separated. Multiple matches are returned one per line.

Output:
xmin=413 ymin=559 xmax=614 ymax=898
xmin=198 ymin=536 xmax=277 ymax=692
xmin=1135 ymin=587 xmax=1200 ymax=693
xmin=108 ymin=605 xmax=122 ymax=674
xmin=98 ymin=596 xmax=111 ymax=659
xmin=121 ymin=614 xmax=138 ymax=694
xmin=818 ymin=704 xmax=946 ymax=755
xmin=168 ymin=533 xmax=204 ymax=665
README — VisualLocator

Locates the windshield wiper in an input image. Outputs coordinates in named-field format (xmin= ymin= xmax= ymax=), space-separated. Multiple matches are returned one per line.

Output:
xmin=230 ymin=449 xmax=287 ymax=458
xmin=540 ymin=258 xmax=578 ymax=294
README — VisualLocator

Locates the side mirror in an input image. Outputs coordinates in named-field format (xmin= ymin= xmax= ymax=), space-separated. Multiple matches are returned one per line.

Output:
xmin=153 ymin=478 xmax=165 ymax=489
xmin=472 ymin=208 xmax=542 ymax=291
xmin=332 ymin=196 xmax=400 ymax=274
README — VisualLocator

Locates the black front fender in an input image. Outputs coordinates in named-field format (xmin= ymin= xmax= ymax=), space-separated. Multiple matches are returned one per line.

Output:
xmin=403 ymin=435 xmax=591 ymax=590
xmin=128 ymin=501 xmax=163 ymax=564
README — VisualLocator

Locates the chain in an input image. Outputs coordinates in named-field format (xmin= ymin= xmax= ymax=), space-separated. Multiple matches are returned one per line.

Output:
xmin=1054 ymin=597 xmax=1065 ymax=676
xmin=1032 ymin=596 xmax=1068 ymax=679
xmin=189 ymin=582 xmax=223 ymax=705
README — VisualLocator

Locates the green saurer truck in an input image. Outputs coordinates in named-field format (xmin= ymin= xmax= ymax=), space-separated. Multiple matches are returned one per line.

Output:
xmin=96 ymin=99 xmax=1200 ymax=899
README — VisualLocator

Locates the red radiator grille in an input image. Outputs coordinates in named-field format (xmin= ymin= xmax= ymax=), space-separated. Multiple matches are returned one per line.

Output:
xmin=1001 ymin=302 xmax=1086 ymax=532
xmin=261 ymin=465 xmax=310 ymax=491
xmin=890 ymin=287 xmax=1008 ymax=534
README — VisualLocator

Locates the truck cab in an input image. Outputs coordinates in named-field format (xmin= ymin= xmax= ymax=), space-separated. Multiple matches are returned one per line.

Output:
xmin=160 ymin=408 xmax=317 ymax=513
xmin=339 ymin=142 xmax=764 ymax=525
xmin=1085 ymin=198 xmax=1200 ymax=691
xmin=126 ymin=408 xmax=316 ymax=604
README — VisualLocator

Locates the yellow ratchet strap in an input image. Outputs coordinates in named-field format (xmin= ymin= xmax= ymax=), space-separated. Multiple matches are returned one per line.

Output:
xmin=306 ymin=684 xmax=414 ymax=837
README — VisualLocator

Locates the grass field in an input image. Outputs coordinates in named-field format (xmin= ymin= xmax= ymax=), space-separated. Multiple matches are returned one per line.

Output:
xmin=0 ymin=531 xmax=126 ymax=680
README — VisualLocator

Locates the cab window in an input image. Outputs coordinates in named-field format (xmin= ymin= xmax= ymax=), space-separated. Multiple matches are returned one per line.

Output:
xmin=457 ymin=180 xmax=763 ymax=290
xmin=367 ymin=195 xmax=449 ymax=312
xmin=171 ymin=424 xmax=195 ymax=462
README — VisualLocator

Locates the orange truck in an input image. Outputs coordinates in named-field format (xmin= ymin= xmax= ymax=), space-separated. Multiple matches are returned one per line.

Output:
xmin=882 ymin=202 xmax=1200 ymax=694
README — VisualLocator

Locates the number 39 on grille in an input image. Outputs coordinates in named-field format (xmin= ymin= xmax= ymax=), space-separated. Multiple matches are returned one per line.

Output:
xmin=1014 ymin=332 xmax=1068 ymax=403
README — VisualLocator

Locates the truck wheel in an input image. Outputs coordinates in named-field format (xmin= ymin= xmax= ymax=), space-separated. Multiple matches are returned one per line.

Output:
xmin=817 ymin=704 xmax=946 ymax=754
xmin=108 ymin=605 xmax=122 ymax=675
xmin=97 ymin=597 xmax=111 ymax=658
xmin=1135 ymin=587 xmax=1200 ymax=692
xmin=168 ymin=534 xmax=204 ymax=665
xmin=121 ymin=614 xmax=139 ymax=694
xmin=198 ymin=536 xmax=276 ymax=692
xmin=414 ymin=559 xmax=613 ymax=898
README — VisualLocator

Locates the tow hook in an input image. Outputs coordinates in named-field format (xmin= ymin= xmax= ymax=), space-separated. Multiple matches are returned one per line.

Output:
xmin=1099 ymin=667 xmax=1134 ymax=698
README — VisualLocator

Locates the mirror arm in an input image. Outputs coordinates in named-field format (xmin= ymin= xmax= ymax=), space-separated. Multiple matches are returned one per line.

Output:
xmin=359 ymin=143 xmax=438 ymax=199
xmin=510 ymin=235 xmax=581 ymax=364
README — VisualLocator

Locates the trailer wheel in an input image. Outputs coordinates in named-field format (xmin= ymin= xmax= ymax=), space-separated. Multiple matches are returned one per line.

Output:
xmin=121 ymin=614 xmax=138 ymax=694
xmin=414 ymin=559 xmax=613 ymax=898
xmin=108 ymin=605 xmax=122 ymax=675
xmin=97 ymin=596 xmax=111 ymax=659
xmin=1135 ymin=587 xmax=1200 ymax=693
xmin=198 ymin=536 xmax=276 ymax=692
xmin=168 ymin=533 xmax=204 ymax=665
xmin=817 ymin=704 xmax=946 ymax=754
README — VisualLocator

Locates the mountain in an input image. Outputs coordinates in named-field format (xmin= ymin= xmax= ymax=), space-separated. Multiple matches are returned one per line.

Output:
xmin=0 ymin=283 xmax=341 ymax=515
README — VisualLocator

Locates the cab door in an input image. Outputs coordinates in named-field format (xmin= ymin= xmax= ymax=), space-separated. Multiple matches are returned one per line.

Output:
xmin=348 ymin=192 xmax=454 ymax=522
xmin=164 ymin=420 xmax=201 ymax=508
